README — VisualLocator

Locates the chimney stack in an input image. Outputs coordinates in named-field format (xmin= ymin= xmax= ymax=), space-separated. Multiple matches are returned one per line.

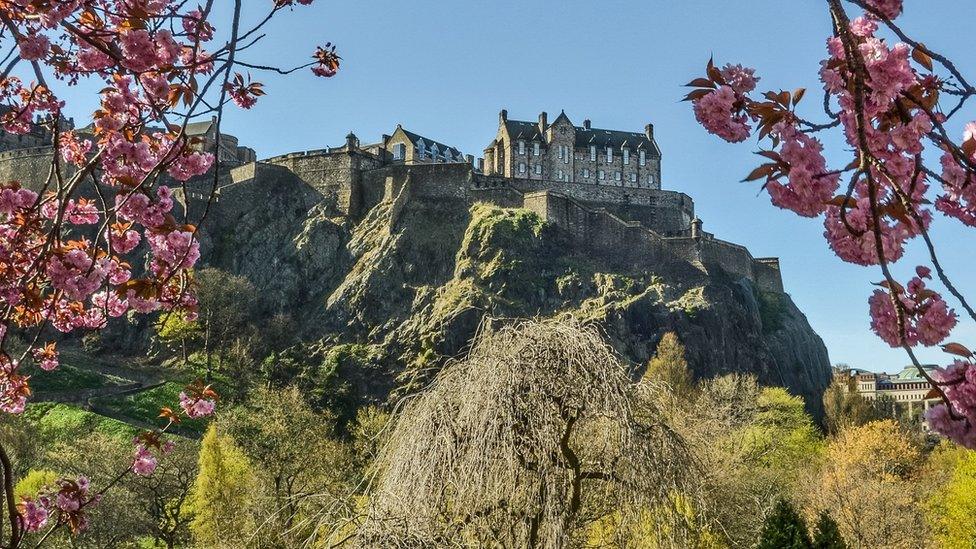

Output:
xmin=477 ymin=158 xmax=485 ymax=172
xmin=465 ymin=154 xmax=474 ymax=166
xmin=345 ymin=131 xmax=359 ymax=150
xmin=645 ymin=123 xmax=655 ymax=140
xmin=583 ymin=119 xmax=591 ymax=130
xmin=499 ymin=109 xmax=508 ymax=123
xmin=538 ymin=111 xmax=548 ymax=133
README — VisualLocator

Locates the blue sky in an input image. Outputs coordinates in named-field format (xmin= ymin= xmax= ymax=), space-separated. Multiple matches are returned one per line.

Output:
xmin=49 ymin=1 xmax=976 ymax=372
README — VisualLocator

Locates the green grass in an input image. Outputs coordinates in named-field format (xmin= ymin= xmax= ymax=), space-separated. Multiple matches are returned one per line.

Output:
xmin=25 ymin=363 xmax=114 ymax=393
xmin=25 ymin=402 xmax=139 ymax=441
xmin=92 ymin=382 xmax=209 ymax=434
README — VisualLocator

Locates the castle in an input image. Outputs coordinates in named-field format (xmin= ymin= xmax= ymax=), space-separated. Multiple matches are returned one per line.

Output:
xmin=0 ymin=109 xmax=785 ymax=293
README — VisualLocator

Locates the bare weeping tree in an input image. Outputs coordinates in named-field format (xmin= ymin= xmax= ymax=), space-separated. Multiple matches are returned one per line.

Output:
xmin=358 ymin=316 xmax=691 ymax=548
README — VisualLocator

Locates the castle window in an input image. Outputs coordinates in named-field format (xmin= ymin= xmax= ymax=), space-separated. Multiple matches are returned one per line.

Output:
xmin=623 ymin=148 xmax=630 ymax=165
xmin=614 ymin=171 xmax=621 ymax=182
xmin=393 ymin=143 xmax=406 ymax=160
xmin=606 ymin=146 xmax=613 ymax=162
xmin=519 ymin=162 xmax=526 ymax=174
xmin=518 ymin=140 xmax=525 ymax=155
xmin=582 ymin=168 xmax=590 ymax=178
xmin=533 ymin=142 xmax=540 ymax=156
xmin=558 ymin=145 xmax=565 ymax=160
xmin=590 ymin=145 xmax=597 ymax=161
xmin=534 ymin=164 xmax=542 ymax=175
xmin=629 ymin=173 xmax=637 ymax=183
xmin=598 ymin=170 xmax=605 ymax=180
xmin=639 ymin=150 xmax=646 ymax=166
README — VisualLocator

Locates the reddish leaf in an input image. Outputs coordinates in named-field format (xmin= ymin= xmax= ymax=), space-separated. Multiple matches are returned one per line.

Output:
xmin=943 ymin=342 xmax=974 ymax=358
xmin=912 ymin=45 xmax=934 ymax=71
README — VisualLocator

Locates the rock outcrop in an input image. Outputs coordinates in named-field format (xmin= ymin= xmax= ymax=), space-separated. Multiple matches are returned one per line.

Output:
xmin=203 ymin=183 xmax=832 ymax=418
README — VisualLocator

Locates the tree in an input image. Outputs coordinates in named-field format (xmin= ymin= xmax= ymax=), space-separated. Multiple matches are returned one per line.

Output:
xmin=155 ymin=313 xmax=203 ymax=367
xmin=926 ymin=445 xmax=976 ymax=548
xmin=189 ymin=425 xmax=255 ymax=548
xmin=129 ymin=440 xmax=200 ymax=549
xmin=219 ymin=387 xmax=357 ymax=546
xmin=689 ymin=0 xmax=976 ymax=448
xmin=811 ymin=511 xmax=847 ymax=549
xmin=803 ymin=420 xmax=927 ymax=548
xmin=361 ymin=317 xmax=691 ymax=548
xmin=822 ymin=373 xmax=879 ymax=435
xmin=195 ymin=268 xmax=259 ymax=378
xmin=755 ymin=500 xmax=812 ymax=549
xmin=643 ymin=332 xmax=694 ymax=399
xmin=0 ymin=1 xmax=338 ymax=545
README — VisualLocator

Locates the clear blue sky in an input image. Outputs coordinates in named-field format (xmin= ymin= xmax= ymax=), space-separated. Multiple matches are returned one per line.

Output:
xmin=51 ymin=1 xmax=976 ymax=372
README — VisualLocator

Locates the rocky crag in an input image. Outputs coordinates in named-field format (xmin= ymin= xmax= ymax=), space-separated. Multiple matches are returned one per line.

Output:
xmin=196 ymin=162 xmax=831 ymax=418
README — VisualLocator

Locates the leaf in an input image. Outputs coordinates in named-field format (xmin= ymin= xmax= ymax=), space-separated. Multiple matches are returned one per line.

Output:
xmin=942 ymin=342 xmax=974 ymax=358
xmin=826 ymin=195 xmax=857 ymax=208
xmin=682 ymin=89 xmax=712 ymax=102
xmin=685 ymin=78 xmax=715 ymax=88
xmin=792 ymin=88 xmax=806 ymax=107
xmin=755 ymin=150 xmax=783 ymax=162
xmin=742 ymin=164 xmax=776 ymax=182
xmin=912 ymin=45 xmax=934 ymax=71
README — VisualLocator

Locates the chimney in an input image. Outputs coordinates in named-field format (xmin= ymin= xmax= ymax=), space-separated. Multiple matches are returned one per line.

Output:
xmin=477 ymin=158 xmax=485 ymax=172
xmin=345 ymin=131 xmax=359 ymax=150
xmin=538 ymin=111 xmax=548 ymax=133
xmin=465 ymin=154 xmax=474 ymax=165
xmin=645 ymin=123 xmax=655 ymax=141
xmin=583 ymin=119 xmax=591 ymax=130
xmin=499 ymin=109 xmax=508 ymax=123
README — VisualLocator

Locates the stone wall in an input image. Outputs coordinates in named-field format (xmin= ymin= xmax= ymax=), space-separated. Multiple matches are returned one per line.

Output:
xmin=0 ymin=147 xmax=57 ymax=188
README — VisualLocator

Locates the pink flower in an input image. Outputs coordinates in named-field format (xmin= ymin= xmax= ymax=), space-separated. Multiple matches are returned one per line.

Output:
xmin=119 ymin=29 xmax=158 ymax=72
xmin=18 ymin=34 xmax=50 ymax=61
xmin=766 ymin=124 xmax=839 ymax=217
xmin=865 ymin=0 xmax=903 ymax=20
xmin=167 ymin=151 xmax=213 ymax=181
xmin=849 ymin=16 xmax=878 ymax=37
xmin=32 ymin=343 xmax=58 ymax=372
xmin=17 ymin=498 xmax=49 ymax=533
xmin=719 ymin=63 xmax=759 ymax=95
xmin=179 ymin=391 xmax=216 ymax=418
xmin=868 ymin=272 xmax=957 ymax=348
xmin=132 ymin=444 xmax=158 ymax=476
xmin=182 ymin=9 xmax=214 ymax=42
xmin=693 ymin=86 xmax=751 ymax=143
xmin=59 ymin=132 xmax=92 ymax=166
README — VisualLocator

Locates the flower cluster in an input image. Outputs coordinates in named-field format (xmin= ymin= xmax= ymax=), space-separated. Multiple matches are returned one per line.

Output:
xmin=690 ymin=1 xmax=976 ymax=446
xmin=179 ymin=381 xmax=218 ymax=419
xmin=18 ymin=476 xmax=96 ymax=535
xmin=925 ymin=358 xmax=976 ymax=449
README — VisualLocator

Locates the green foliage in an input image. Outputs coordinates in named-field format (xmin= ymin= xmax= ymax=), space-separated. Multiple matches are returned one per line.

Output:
xmin=93 ymin=382 xmax=209 ymax=434
xmin=644 ymin=332 xmax=694 ymax=398
xmin=927 ymin=445 xmax=976 ymax=548
xmin=756 ymin=500 xmax=812 ymax=549
xmin=745 ymin=387 xmax=823 ymax=486
xmin=14 ymin=469 xmax=59 ymax=500
xmin=822 ymin=373 xmax=881 ymax=435
xmin=28 ymin=402 xmax=138 ymax=441
xmin=189 ymin=424 xmax=254 ymax=547
xmin=23 ymin=362 xmax=109 ymax=393
xmin=670 ymin=286 xmax=709 ymax=316
xmin=811 ymin=511 xmax=846 ymax=549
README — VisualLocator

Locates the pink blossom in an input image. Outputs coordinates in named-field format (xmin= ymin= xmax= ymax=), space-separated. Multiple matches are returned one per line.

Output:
xmin=865 ymin=0 xmax=903 ymax=20
xmin=182 ymin=9 xmax=214 ymax=42
xmin=18 ymin=34 xmax=50 ymax=61
xmin=46 ymin=248 xmax=106 ymax=301
xmin=0 ymin=186 xmax=37 ymax=217
xmin=766 ymin=124 xmax=839 ymax=217
xmin=17 ymin=498 xmax=49 ymax=533
xmin=147 ymin=230 xmax=200 ymax=276
xmin=693 ymin=86 xmax=751 ymax=143
xmin=132 ymin=444 xmax=158 ymax=476
xmin=119 ymin=29 xmax=158 ymax=72
xmin=167 ymin=151 xmax=213 ymax=181
xmin=719 ymin=63 xmax=759 ymax=95
xmin=179 ymin=391 xmax=216 ymax=418
xmin=868 ymin=272 xmax=957 ymax=347
xmin=0 ymin=358 xmax=29 ymax=414
xmin=59 ymin=132 xmax=93 ymax=166
xmin=849 ymin=16 xmax=878 ymax=37
xmin=32 ymin=344 xmax=58 ymax=372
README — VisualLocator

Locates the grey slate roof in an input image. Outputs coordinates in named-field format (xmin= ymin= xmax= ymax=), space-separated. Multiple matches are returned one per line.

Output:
xmin=398 ymin=127 xmax=463 ymax=157
xmin=503 ymin=118 xmax=658 ymax=152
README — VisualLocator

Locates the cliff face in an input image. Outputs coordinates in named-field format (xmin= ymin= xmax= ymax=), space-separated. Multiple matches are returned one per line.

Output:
xmin=203 ymin=182 xmax=832 ymax=417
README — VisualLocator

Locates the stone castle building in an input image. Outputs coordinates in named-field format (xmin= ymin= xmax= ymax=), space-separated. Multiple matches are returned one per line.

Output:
xmin=484 ymin=110 xmax=661 ymax=189
xmin=0 ymin=109 xmax=785 ymax=293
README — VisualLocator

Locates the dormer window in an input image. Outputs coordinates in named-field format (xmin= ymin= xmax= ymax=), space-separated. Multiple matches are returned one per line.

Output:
xmin=623 ymin=148 xmax=630 ymax=165
xmin=518 ymin=140 xmax=525 ymax=155
xmin=590 ymin=145 xmax=597 ymax=161
xmin=416 ymin=141 xmax=426 ymax=158
xmin=533 ymin=142 xmax=540 ymax=156
xmin=639 ymin=150 xmax=646 ymax=166
xmin=393 ymin=143 xmax=406 ymax=160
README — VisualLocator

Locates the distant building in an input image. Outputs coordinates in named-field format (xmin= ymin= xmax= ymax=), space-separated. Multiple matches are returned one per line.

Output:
xmin=842 ymin=365 xmax=942 ymax=421
xmin=382 ymin=124 xmax=468 ymax=165
xmin=184 ymin=117 xmax=257 ymax=165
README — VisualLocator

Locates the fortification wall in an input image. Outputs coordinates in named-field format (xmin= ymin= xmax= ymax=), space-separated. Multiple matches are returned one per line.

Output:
xmin=523 ymin=190 xmax=784 ymax=293
xmin=0 ymin=147 xmax=57 ymax=188
xmin=264 ymin=149 xmax=384 ymax=216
